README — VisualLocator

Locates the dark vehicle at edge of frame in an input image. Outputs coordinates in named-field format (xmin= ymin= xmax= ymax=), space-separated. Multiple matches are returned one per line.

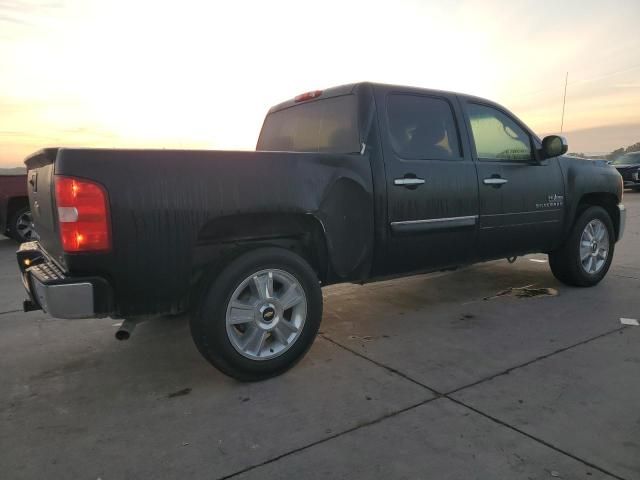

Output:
xmin=16 ymin=82 xmax=626 ymax=381
xmin=610 ymin=151 xmax=640 ymax=191
xmin=0 ymin=174 xmax=34 ymax=242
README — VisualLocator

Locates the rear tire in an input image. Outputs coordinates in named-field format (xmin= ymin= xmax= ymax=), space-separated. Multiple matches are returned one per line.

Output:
xmin=190 ymin=247 xmax=323 ymax=381
xmin=549 ymin=206 xmax=614 ymax=287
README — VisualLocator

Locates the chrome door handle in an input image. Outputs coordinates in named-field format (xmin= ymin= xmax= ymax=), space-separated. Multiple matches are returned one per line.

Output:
xmin=483 ymin=178 xmax=508 ymax=185
xmin=394 ymin=178 xmax=426 ymax=186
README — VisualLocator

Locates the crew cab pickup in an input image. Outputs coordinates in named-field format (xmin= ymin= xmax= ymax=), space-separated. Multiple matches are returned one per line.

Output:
xmin=17 ymin=83 xmax=626 ymax=381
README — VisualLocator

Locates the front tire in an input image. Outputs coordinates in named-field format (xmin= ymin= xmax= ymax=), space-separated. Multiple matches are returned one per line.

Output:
xmin=190 ymin=247 xmax=323 ymax=381
xmin=549 ymin=206 xmax=614 ymax=287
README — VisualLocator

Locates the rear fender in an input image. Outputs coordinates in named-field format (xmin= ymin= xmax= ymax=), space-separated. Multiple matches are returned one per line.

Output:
xmin=192 ymin=212 xmax=330 ymax=285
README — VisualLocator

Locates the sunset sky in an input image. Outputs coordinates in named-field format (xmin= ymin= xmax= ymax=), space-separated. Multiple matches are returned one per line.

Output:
xmin=1 ymin=0 xmax=639 ymax=166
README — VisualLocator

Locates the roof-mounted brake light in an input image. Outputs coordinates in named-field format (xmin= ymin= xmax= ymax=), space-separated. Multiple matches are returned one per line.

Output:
xmin=294 ymin=90 xmax=322 ymax=102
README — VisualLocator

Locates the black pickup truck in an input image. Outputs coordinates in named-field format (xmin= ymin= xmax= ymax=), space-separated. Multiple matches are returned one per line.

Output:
xmin=17 ymin=83 xmax=625 ymax=381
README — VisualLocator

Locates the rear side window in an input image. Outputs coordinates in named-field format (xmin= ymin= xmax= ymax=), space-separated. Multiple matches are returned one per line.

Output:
xmin=387 ymin=94 xmax=461 ymax=160
xmin=257 ymin=95 xmax=360 ymax=153
xmin=467 ymin=103 xmax=533 ymax=162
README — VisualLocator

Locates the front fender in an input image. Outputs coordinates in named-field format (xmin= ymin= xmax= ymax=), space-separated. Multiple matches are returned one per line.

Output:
xmin=558 ymin=156 xmax=623 ymax=238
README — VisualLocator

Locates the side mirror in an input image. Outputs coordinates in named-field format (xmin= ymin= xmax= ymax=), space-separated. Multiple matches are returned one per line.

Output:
xmin=541 ymin=135 xmax=568 ymax=159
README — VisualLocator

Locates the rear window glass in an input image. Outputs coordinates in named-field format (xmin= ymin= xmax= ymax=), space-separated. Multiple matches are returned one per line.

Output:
xmin=257 ymin=95 xmax=360 ymax=154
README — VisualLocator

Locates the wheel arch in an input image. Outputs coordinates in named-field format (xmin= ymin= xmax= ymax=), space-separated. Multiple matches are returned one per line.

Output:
xmin=575 ymin=192 xmax=621 ymax=241
xmin=189 ymin=212 xmax=330 ymax=310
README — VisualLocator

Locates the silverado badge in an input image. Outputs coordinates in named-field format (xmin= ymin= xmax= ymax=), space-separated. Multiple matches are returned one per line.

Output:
xmin=536 ymin=194 xmax=564 ymax=209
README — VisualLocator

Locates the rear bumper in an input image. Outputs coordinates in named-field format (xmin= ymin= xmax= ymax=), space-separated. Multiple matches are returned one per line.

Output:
xmin=618 ymin=204 xmax=626 ymax=241
xmin=17 ymin=242 xmax=113 ymax=319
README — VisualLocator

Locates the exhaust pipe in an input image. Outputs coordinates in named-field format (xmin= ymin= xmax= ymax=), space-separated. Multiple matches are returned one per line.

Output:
xmin=115 ymin=318 xmax=137 ymax=341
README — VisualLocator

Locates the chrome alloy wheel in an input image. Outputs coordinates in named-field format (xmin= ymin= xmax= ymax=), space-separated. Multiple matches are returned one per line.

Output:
xmin=225 ymin=269 xmax=307 ymax=361
xmin=579 ymin=219 xmax=609 ymax=275
xmin=15 ymin=210 xmax=35 ymax=241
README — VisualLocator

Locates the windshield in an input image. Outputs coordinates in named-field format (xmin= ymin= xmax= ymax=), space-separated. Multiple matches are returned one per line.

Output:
xmin=257 ymin=95 xmax=360 ymax=154
xmin=612 ymin=153 xmax=640 ymax=165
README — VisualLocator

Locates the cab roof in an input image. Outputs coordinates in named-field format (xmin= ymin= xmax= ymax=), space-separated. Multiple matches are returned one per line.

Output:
xmin=267 ymin=82 xmax=490 ymax=115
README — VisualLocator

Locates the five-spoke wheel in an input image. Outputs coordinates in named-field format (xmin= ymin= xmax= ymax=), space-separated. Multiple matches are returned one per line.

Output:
xmin=579 ymin=219 xmax=609 ymax=275
xmin=226 ymin=269 xmax=307 ymax=361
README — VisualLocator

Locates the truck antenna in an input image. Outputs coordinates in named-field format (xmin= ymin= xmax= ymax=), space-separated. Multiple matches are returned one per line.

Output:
xmin=560 ymin=72 xmax=568 ymax=133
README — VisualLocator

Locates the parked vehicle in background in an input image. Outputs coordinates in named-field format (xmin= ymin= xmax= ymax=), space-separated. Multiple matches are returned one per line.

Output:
xmin=17 ymin=83 xmax=626 ymax=381
xmin=0 ymin=174 xmax=34 ymax=242
xmin=611 ymin=152 xmax=640 ymax=190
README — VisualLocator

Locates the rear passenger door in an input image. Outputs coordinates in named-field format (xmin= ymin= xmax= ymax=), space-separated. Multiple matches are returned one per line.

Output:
xmin=462 ymin=101 xmax=565 ymax=259
xmin=377 ymin=89 xmax=479 ymax=274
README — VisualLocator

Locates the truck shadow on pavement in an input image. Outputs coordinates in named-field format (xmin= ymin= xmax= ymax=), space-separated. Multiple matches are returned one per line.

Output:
xmin=16 ymin=257 xmax=567 ymax=390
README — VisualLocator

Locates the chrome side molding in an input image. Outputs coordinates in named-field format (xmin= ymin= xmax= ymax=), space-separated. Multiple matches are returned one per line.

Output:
xmin=391 ymin=215 xmax=478 ymax=227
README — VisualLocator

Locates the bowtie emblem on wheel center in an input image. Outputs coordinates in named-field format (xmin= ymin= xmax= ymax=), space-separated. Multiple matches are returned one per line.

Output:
xmin=260 ymin=305 xmax=276 ymax=323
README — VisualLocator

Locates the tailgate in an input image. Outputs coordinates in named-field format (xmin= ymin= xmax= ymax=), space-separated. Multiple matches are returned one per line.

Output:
xmin=24 ymin=148 xmax=64 ymax=264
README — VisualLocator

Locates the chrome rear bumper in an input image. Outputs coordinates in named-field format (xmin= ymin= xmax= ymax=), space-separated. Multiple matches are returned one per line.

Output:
xmin=30 ymin=277 xmax=95 ymax=319
xmin=17 ymin=241 xmax=112 ymax=319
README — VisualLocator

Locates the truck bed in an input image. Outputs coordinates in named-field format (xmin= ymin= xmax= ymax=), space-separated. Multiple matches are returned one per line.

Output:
xmin=25 ymin=148 xmax=374 ymax=316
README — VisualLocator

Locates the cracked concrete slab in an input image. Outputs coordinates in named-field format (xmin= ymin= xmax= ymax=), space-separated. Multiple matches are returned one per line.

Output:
xmin=234 ymin=398 xmax=616 ymax=480
xmin=320 ymin=261 xmax=638 ymax=393
xmin=0 ymin=316 xmax=430 ymax=479
xmin=453 ymin=328 xmax=640 ymax=480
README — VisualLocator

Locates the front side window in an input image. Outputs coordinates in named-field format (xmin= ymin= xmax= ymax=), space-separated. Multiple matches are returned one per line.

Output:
xmin=467 ymin=103 xmax=532 ymax=162
xmin=387 ymin=94 xmax=461 ymax=160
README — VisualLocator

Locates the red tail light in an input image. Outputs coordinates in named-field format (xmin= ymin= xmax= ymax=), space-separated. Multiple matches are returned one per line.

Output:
xmin=54 ymin=176 xmax=111 ymax=252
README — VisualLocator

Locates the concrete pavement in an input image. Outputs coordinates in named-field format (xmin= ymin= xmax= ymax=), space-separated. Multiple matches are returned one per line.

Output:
xmin=1 ymin=193 xmax=639 ymax=479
